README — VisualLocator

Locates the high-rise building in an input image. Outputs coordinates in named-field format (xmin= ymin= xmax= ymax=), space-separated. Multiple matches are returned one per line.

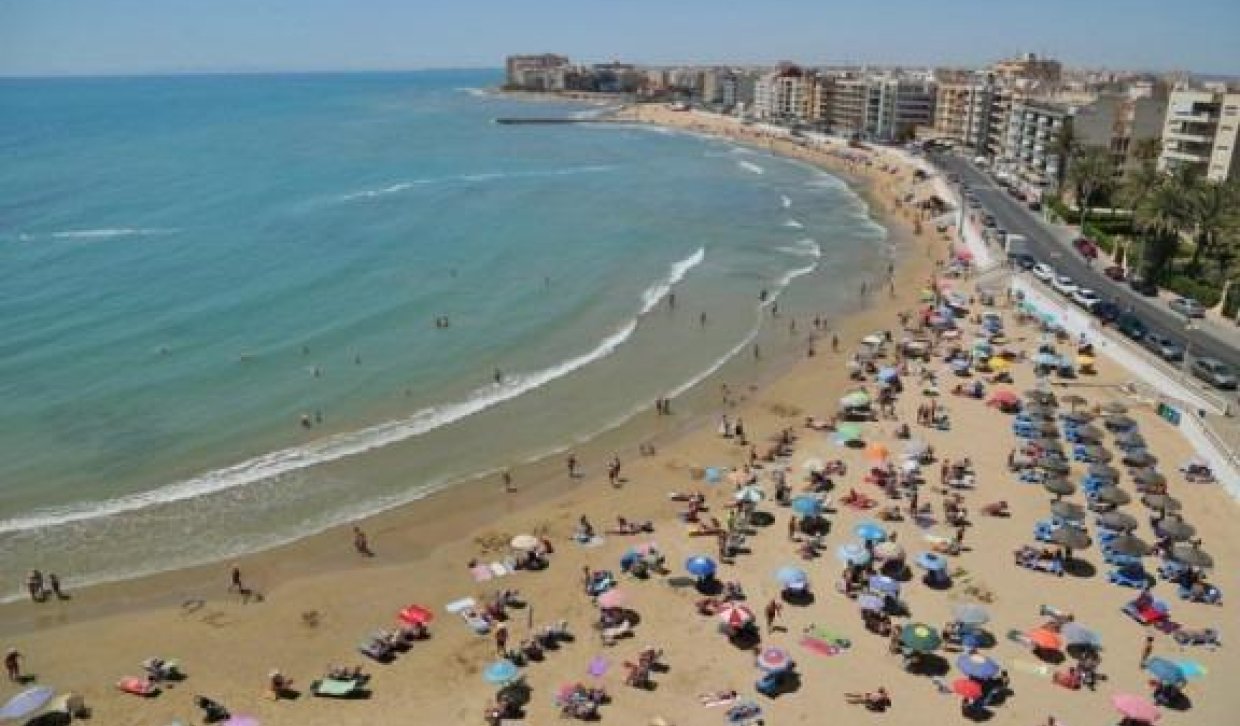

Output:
xmin=1003 ymin=101 xmax=1071 ymax=186
xmin=933 ymin=72 xmax=996 ymax=149
xmin=504 ymin=54 xmax=571 ymax=91
xmin=754 ymin=63 xmax=814 ymax=121
xmin=817 ymin=72 xmax=936 ymax=141
xmin=1158 ymin=86 xmax=1240 ymax=182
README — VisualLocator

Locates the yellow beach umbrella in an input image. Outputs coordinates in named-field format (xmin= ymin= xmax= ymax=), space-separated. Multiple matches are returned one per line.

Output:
xmin=989 ymin=357 xmax=1011 ymax=371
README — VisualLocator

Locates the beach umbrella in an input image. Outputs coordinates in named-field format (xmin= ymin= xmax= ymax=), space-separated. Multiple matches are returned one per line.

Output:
xmin=1037 ymin=457 xmax=1070 ymax=474
xmin=1059 ymin=622 xmax=1102 ymax=651
xmin=398 ymin=604 xmax=434 ymax=626
xmin=903 ymin=439 xmax=929 ymax=459
xmin=685 ymin=555 xmax=717 ymax=578
xmin=1156 ymin=518 xmax=1195 ymax=542
xmin=1062 ymin=411 xmax=1094 ymax=424
xmin=1141 ymin=494 xmax=1181 ymax=512
xmin=1082 ymin=445 xmax=1112 ymax=462
xmin=1107 ymin=534 xmax=1151 ymax=558
xmin=597 ymin=589 xmax=627 ymax=609
xmin=800 ymin=457 xmax=825 ymax=473
xmin=1061 ymin=394 xmax=1088 ymax=409
xmin=873 ymin=541 xmax=904 ymax=561
xmin=1093 ymin=486 xmax=1132 ymax=506
xmin=717 ymin=603 xmax=755 ymax=628
xmin=836 ymin=543 xmax=871 ymax=566
xmin=791 ymin=495 xmax=823 ymax=517
xmin=1175 ymin=660 xmax=1208 ymax=680
xmin=951 ymin=678 xmax=983 ymax=700
xmin=1105 ymin=414 xmax=1137 ymax=430
xmin=1144 ymin=657 xmax=1187 ymax=686
xmin=1101 ymin=402 xmax=1128 ymax=415
xmin=0 ymin=686 xmax=55 ymax=720
xmin=756 ymin=646 xmax=793 ymax=673
xmin=1133 ymin=470 xmax=1166 ymax=488
xmin=1050 ymin=501 xmax=1086 ymax=521
xmin=877 ymin=366 xmax=900 ymax=382
xmin=510 ymin=534 xmax=541 ymax=551
xmin=1042 ymin=478 xmax=1076 ymax=497
xmin=734 ymin=485 xmax=765 ymax=503
xmin=952 ymin=603 xmax=990 ymax=626
xmin=1035 ymin=421 xmax=1060 ymax=435
xmin=900 ymin=623 xmax=942 ymax=652
xmin=864 ymin=442 xmax=890 ymax=461
xmin=988 ymin=389 xmax=1019 ymax=406
xmin=1026 ymin=628 xmax=1063 ymax=651
xmin=957 ymin=653 xmax=1000 ymax=680
xmin=775 ymin=566 xmax=809 ymax=588
xmin=1034 ymin=352 xmax=1059 ymax=367
xmin=1073 ymin=424 xmax=1104 ymax=441
xmin=1169 ymin=544 xmax=1213 ymax=569
xmin=1111 ymin=693 xmax=1160 ymax=723
xmin=835 ymin=423 xmax=864 ymax=444
xmin=854 ymin=521 xmax=887 ymax=542
xmin=857 ymin=593 xmax=885 ymax=612
xmin=705 ymin=467 xmax=723 ymax=483
xmin=483 ymin=659 xmax=519 ymax=685
xmin=989 ymin=357 xmax=1011 ymax=372
xmin=1098 ymin=510 xmax=1139 ymax=532
xmin=1049 ymin=527 xmax=1091 ymax=550
xmin=915 ymin=552 xmax=947 ymax=571
xmin=1088 ymin=463 xmax=1119 ymax=479
xmin=861 ymin=334 xmax=885 ymax=346
xmin=840 ymin=391 xmax=870 ymax=408
xmin=868 ymin=575 xmax=900 ymax=596
xmin=1124 ymin=450 xmax=1158 ymax=467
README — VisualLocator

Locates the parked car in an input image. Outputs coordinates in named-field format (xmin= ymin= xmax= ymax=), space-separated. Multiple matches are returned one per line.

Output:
xmin=1116 ymin=313 xmax=1148 ymax=340
xmin=983 ymin=215 xmax=997 ymax=228
xmin=1168 ymin=296 xmax=1206 ymax=318
xmin=1103 ymin=265 xmax=1126 ymax=281
xmin=1051 ymin=275 xmax=1079 ymax=296
xmin=1031 ymin=263 xmax=1056 ymax=282
xmin=1128 ymin=275 xmax=1159 ymax=296
xmin=1027 ymin=199 xmax=1042 ymax=211
xmin=1073 ymin=238 xmax=1099 ymax=260
xmin=1140 ymin=332 xmax=1185 ymax=362
xmin=1070 ymin=288 xmax=1102 ymax=309
xmin=1092 ymin=301 xmax=1121 ymax=325
xmin=1190 ymin=357 xmax=1238 ymax=390
xmin=1010 ymin=253 xmax=1037 ymax=271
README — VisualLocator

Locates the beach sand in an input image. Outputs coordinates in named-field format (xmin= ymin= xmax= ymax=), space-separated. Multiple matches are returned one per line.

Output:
xmin=2 ymin=106 xmax=1236 ymax=726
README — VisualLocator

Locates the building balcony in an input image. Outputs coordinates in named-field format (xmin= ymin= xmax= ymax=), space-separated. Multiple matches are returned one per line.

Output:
xmin=1161 ymin=148 xmax=1210 ymax=163
xmin=1166 ymin=130 xmax=1213 ymax=144
xmin=1173 ymin=111 xmax=1218 ymax=124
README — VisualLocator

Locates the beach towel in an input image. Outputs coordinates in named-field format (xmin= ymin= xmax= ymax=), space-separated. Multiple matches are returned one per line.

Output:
xmin=804 ymin=625 xmax=851 ymax=648
xmin=799 ymin=636 xmax=842 ymax=656
xmin=445 ymin=597 xmax=476 ymax=614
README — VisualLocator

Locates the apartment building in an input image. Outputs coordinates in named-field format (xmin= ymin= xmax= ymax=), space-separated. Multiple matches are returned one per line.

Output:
xmin=932 ymin=72 xmax=997 ymax=150
xmin=1003 ymin=101 xmax=1071 ymax=186
xmin=991 ymin=53 xmax=1062 ymax=85
xmin=818 ymin=73 xmax=936 ymax=141
xmin=1158 ymin=87 xmax=1240 ymax=182
xmin=754 ymin=63 xmax=814 ymax=121
xmin=1072 ymin=92 xmax=1168 ymax=176
xmin=504 ymin=54 xmax=571 ymax=91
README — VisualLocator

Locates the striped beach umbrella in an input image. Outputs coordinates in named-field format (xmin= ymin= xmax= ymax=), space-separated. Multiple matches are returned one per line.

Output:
xmin=756 ymin=646 xmax=793 ymax=673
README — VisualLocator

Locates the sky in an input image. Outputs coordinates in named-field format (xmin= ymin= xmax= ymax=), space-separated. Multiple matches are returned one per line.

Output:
xmin=1 ymin=0 xmax=1237 ymax=77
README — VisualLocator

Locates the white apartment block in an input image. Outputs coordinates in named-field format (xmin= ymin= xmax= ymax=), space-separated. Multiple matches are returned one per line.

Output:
xmin=754 ymin=64 xmax=813 ymax=121
xmin=819 ymin=73 xmax=937 ymax=142
xmin=1158 ymin=88 xmax=1240 ymax=182
xmin=933 ymin=74 xmax=996 ymax=150
xmin=1003 ymin=101 xmax=1070 ymax=186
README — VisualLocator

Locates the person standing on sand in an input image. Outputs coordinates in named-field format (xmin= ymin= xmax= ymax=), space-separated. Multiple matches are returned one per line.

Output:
xmin=567 ymin=454 xmax=579 ymax=478
xmin=47 ymin=573 xmax=65 ymax=600
xmin=353 ymin=526 xmax=372 ymax=557
xmin=4 ymin=649 xmax=21 ymax=682
xmin=765 ymin=599 xmax=783 ymax=632
xmin=495 ymin=622 xmax=508 ymax=656
xmin=502 ymin=470 xmax=515 ymax=493
xmin=25 ymin=570 xmax=42 ymax=602
xmin=1139 ymin=635 xmax=1154 ymax=668
xmin=832 ymin=334 xmax=839 ymax=353
xmin=788 ymin=515 xmax=798 ymax=541
xmin=229 ymin=565 xmax=244 ymax=593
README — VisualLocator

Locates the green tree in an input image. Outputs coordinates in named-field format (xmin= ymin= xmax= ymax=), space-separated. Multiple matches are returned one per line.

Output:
xmin=1183 ymin=178 xmax=1239 ymax=277
xmin=1134 ymin=176 xmax=1189 ymax=280
xmin=1066 ymin=146 xmax=1115 ymax=234
xmin=1050 ymin=123 xmax=1078 ymax=190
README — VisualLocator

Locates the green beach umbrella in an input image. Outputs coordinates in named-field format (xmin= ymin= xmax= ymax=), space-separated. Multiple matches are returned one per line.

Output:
xmin=835 ymin=423 xmax=863 ymax=443
xmin=840 ymin=391 xmax=871 ymax=408
xmin=900 ymin=623 xmax=942 ymax=652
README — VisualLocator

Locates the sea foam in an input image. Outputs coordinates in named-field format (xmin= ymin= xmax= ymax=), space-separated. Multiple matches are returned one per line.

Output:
xmin=639 ymin=247 xmax=705 ymax=315
xmin=737 ymin=160 xmax=765 ymax=175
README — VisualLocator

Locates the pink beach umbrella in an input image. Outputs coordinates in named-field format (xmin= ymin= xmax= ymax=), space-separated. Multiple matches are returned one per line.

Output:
xmin=1111 ymin=693 xmax=1160 ymax=723
xmin=756 ymin=646 xmax=792 ymax=672
xmin=225 ymin=717 xmax=260 ymax=726
xmin=717 ymin=603 xmax=755 ymax=628
xmin=597 ymin=589 xmax=628 ymax=609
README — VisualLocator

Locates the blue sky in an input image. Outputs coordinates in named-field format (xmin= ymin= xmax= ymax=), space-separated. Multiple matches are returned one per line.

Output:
xmin=1 ymin=0 xmax=1237 ymax=76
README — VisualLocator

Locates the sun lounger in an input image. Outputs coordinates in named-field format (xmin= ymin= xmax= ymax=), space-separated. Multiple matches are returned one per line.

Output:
xmin=311 ymin=677 xmax=364 ymax=698
xmin=1172 ymin=627 xmax=1220 ymax=647
xmin=461 ymin=609 xmax=492 ymax=634
xmin=725 ymin=699 xmax=764 ymax=725
xmin=358 ymin=639 xmax=393 ymax=662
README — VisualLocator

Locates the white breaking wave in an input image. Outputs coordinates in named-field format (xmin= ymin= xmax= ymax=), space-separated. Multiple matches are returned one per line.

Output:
xmin=777 ymin=239 xmax=822 ymax=259
xmin=781 ymin=195 xmax=792 ymax=208
xmin=783 ymin=219 xmax=804 ymax=229
xmin=775 ymin=261 xmax=818 ymax=289
xmin=338 ymin=166 xmax=616 ymax=202
xmin=639 ymin=247 xmax=705 ymax=315
xmin=50 ymin=228 xmax=177 ymax=240
xmin=737 ymin=160 xmax=765 ymax=175
xmin=456 ymin=87 xmax=489 ymax=97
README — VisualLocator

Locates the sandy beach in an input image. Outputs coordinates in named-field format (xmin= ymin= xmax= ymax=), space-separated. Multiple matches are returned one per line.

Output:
xmin=3 ymin=105 xmax=1236 ymax=726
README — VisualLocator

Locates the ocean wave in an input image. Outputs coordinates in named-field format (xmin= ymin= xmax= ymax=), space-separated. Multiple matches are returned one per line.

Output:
xmin=639 ymin=247 xmax=705 ymax=315
xmin=782 ymin=219 xmax=804 ymax=229
xmin=777 ymin=239 xmax=822 ymax=258
xmin=737 ymin=160 xmax=765 ymax=175
xmin=774 ymin=261 xmax=818 ymax=289
xmin=0 ymin=317 xmax=641 ymax=535
xmin=337 ymin=165 xmax=616 ymax=202
xmin=456 ymin=87 xmax=489 ymax=97
xmin=49 ymin=228 xmax=177 ymax=240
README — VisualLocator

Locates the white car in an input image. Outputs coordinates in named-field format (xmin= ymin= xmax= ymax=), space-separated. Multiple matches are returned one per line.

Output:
xmin=1051 ymin=275 xmax=1078 ymax=296
xmin=1070 ymin=288 xmax=1101 ymax=310
xmin=1031 ymin=263 xmax=1056 ymax=282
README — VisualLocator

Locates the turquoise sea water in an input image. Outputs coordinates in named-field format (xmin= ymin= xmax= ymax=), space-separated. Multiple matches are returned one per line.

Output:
xmin=0 ymin=71 xmax=890 ymax=596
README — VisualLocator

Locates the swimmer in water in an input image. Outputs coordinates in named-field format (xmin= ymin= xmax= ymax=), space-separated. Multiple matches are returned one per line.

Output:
xmin=494 ymin=368 xmax=503 ymax=384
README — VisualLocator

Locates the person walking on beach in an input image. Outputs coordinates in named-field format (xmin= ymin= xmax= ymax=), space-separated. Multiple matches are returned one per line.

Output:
xmin=229 ymin=565 xmax=244 ymax=594
xmin=608 ymin=456 xmax=621 ymax=488
xmin=494 ymin=622 xmax=509 ymax=656
xmin=1139 ymin=635 xmax=1154 ymax=668
xmin=25 ymin=570 xmax=42 ymax=602
xmin=4 ymin=649 xmax=21 ymax=682
xmin=765 ymin=599 xmax=784 ymax=633
xmin=567 ymin=454 xmax=579 ymax=478
xmin=788 ymin=515 xmax=798 ymax=542
xmin=353 ymin=526 xmax=372 ymax=557
xmin=502 ymin=470 xmax=516 ymax=493
xmin=831 ymin=334 xmax=839 ymax=353
xmin=47 ymin=573 xmax=65 ymax=600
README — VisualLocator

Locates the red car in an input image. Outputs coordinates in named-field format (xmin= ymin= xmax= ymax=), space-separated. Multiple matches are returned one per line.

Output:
xmin=1073 ymin=237 xmax=1099 ymax=259
xmin=1103 ymin=265 xmax=1125 ymax=281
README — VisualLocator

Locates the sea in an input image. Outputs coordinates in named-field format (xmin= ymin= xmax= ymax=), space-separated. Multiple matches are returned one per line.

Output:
xmin=0 ymin=70 xmax=892 ymax=599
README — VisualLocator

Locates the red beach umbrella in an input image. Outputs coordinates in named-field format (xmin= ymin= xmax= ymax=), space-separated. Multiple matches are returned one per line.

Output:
xmin=1027 ymin=627 xmax=1063 ymax=651
xmin=717 ymin=603 xmax=755 ymax=628
xmin=952 ymin=678 xmax=983 ymax=700
xmin=398 ymin=604 xmax=434 ymax=625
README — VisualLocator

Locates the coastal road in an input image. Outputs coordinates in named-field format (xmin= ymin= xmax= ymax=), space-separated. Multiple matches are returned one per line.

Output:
xmin=933 ymin=153 xmax=1240 ymax=389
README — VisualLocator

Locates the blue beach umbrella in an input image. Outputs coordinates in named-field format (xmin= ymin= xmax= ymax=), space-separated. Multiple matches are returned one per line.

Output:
xmin=1144 ymin=657 xmax=1187 ymax=686
xmin=0 ymin=686 xmax=56 ymax=720
xmin=916 ymin=552 xmax=948 ymax=571
xmin=776 ymin=566 xmax=809 ymax=588
xmin=1062 ymin=622 xmax=1102 ymax=648
xmin=957 ymin=653 xmax=1001 ymax=680
xmin=952 ymin=603 xmax=990 ymax=626
xmin=685 ymin=555 xmax=717 ymax=578
xmin=836 ymin=542 xmax=871 ymax=566
xmin=483 ymin=660 xmax=519 ymax=685
xmin=878 ymin=367 xmax=900 ymax=382
xmin=857 ymin=593 xmax=885 ymax=611
xmin=705 ymin=467 xmax=723 ymax=484
xmin=1176 ymin=660 xmax=1207 ymax=680
xmin=854 ymin=521 xmax=887 ymax=542
xmin=791 ymin=496 xmax=822 ymax=517
xmin=1035 ymin=352 xmax=1059 ymax=367
xmin=868 ymin=574 xmax=900 ymax=595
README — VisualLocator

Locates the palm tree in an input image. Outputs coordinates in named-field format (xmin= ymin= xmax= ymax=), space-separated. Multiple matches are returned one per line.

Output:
xmin=1134 ymin=177 xmax=1190 ymax=281
xmin=1050 ymin=123 xmax=1078 ymax=190
xmin=1066 ymin=146 xmax=1116 ymax=233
